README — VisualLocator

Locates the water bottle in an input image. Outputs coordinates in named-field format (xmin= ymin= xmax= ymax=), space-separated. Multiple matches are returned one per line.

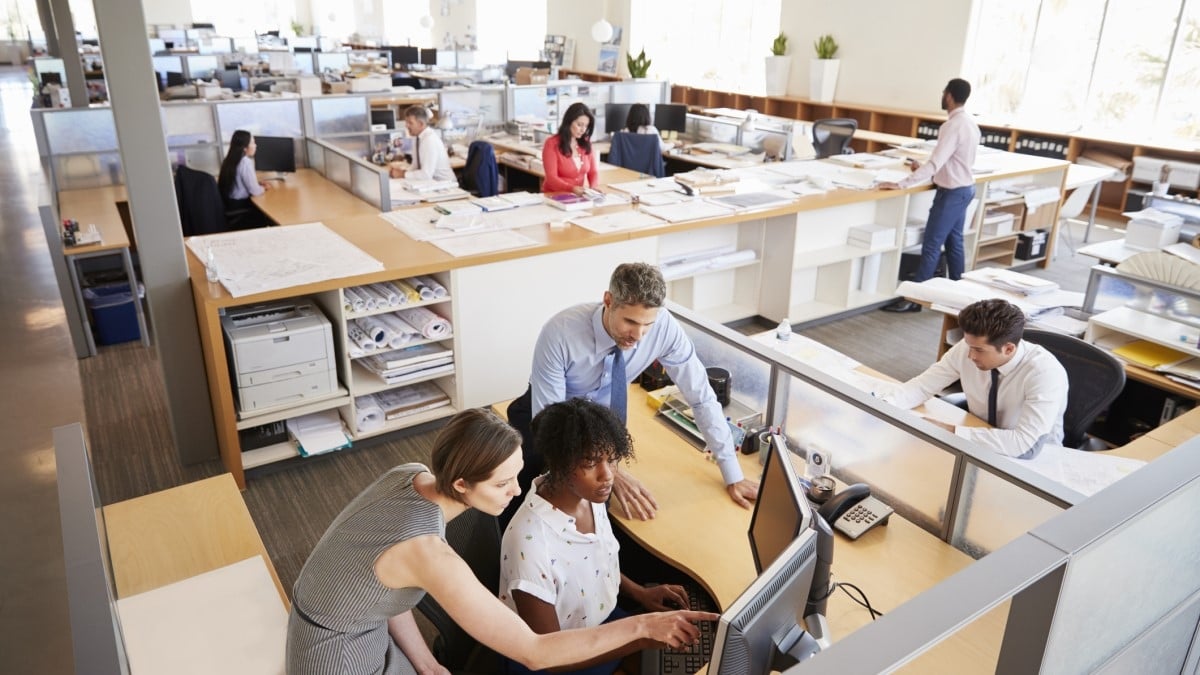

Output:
xmin=776 ymin=317 xmax=792 ymax=341
xmin=205 ymin=247 xmax=219 ymax=283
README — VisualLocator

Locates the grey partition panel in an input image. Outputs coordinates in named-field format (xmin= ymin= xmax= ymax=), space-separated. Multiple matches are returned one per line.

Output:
xmin=53 ymin=152 xmax=124 ymax=189
xmin=325 ymin=153 xmax=352 ymax=190
xmin=162 ymin=103 xmax=217 ymax=146
xmin=53 ymin=423 xmax=129 ymax=675
xmin=324 ymin=135 xmax=370 ymax=158
xmin=1096 ymin=593 xmax=1200 ymax=674
xmin=170 ymin=146 xmax=221 ymax=175
xmin=1039 ymin=477 xmax=1200 ymax=673
xmin=610 ymin=80 xmax=668 ymax=104
xmin=691 ymin=115 xmax=739 ymax=144
xmin=44 ymin=108 xmax=118 ymax=153
xmin=306 ymin=139 xmax=326 ymax=174
xmin=350 ymin=162 xmax=383 ymax=208
xmin=952 ymin=463 xmax=1065 ymax=557
xmin=681 ymin=324 xmax=773 ymax=424
xmin=184 ymin=54 xmax=219 ymax=79
xmin=315 ymin=52 xmax=350 ymax=73
xmin=215 ymin=99 xmax=303 ymax=140
xmin=310 ymin=96 xmax=369 ymax=136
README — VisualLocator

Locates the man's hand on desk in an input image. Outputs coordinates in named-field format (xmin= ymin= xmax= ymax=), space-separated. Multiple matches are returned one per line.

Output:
xmin=877 ymin=181 xmax=902 ymax=191
xmin=726 ymin=478 xmax=759 ymax=509
xmin=612 ymin=466 xmax=658 ymax=520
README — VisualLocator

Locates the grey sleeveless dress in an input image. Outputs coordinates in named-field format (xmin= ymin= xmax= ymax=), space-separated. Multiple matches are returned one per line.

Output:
xmin=286 ymin=463 xmax=445 ymax=674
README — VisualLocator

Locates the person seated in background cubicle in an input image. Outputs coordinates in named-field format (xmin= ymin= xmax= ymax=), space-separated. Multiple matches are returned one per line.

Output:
xmin=876 ymin=299 xmax=1068 ymax=459
xmin=500 ymin=399 xmax=691 ymax=675
xmin=286 ymin=408 xmax=712 ymax=675
xmin=388 ymin=105 xmax=455 ymax=182
xmin=625 ymin=104 xmax=665 ymax=152
xmin=217 ymin=129 xmax=270 ymax=229
xmin=504 ymin=263 xmax=760 ymax=527
xmin=542 ymin=102 xmax=599 ymax=194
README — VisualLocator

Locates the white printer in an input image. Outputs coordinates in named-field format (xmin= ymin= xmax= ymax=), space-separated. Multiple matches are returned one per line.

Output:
xmin=221 ymin=299 xmax=338 ymax=414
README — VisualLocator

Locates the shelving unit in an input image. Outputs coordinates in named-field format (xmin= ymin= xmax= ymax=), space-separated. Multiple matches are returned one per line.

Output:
xmin=671 ymin=85 xmax=1199 ymax=222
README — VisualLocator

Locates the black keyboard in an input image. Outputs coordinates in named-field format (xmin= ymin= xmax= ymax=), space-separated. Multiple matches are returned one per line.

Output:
xmin=641 ymin=583 xmax=719 ymax=675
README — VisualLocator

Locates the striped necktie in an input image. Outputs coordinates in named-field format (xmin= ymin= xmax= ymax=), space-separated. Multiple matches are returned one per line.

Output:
xmin=610 ymin=347 xmax=627 ymax=423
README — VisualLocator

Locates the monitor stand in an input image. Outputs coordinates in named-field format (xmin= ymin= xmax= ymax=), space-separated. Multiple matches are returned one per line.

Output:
xmin=772 ymin=622 xmax=823 ymax=671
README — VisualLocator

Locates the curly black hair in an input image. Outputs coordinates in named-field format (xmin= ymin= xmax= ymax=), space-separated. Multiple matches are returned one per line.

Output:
xmin=532 ymin=398 xmax=634 ymax=489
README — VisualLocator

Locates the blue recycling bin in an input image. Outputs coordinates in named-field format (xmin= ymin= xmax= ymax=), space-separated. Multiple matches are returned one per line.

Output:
xmin=83 ymin=283 xmax=141 ymax=345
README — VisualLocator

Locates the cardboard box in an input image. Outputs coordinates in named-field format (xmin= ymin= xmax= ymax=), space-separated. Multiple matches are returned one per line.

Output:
xmin=1022 ymin=201 xmax=1057 ymax=232
xmin=515 ymin=67 xmax=550 ymax=85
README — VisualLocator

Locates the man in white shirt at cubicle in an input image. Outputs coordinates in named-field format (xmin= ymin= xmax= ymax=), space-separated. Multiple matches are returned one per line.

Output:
xmin=877 ymin=299 xmax=1068 ymax=459
xmin=388 ymin=105 xmax=455 ymax=182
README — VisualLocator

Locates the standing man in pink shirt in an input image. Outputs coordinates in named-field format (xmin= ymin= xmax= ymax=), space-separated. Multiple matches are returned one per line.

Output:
xmin=879 ymin=78 xmax=981 ymax=313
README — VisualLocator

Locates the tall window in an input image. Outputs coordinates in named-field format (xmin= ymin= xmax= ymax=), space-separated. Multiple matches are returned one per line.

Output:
xmin=476 ymin=0 xmax=545 ymax=64
xmin=629 ymin=0 xmax=781 ymax=94
xmin=966 ymin=0 xmax=1200 ymax=141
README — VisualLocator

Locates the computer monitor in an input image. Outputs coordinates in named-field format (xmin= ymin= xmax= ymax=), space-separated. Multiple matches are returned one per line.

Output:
xmin=165 ymin=71 xmax=187 ymax=87
xmin=709 ymin=526 xmax=822 ymax=674
xmin=219 ymin=69 xmax=243 ymax=91
xmin=604 ymin=103 xmax=633 ymax=135
xmin=41 ymin=72 xmax=63 ymax=86
xmin=389 ymin=46 xmax=419 ymax=68
xmin=419 ymin=48 xmax=438 ymax=66
xmin=654 ymin=104 xmax=688 ymax=134
xmin=371 ymin=109 xmax=396 ymax=130
xmin=748 ymin=433 xmax=812 ymax=574
xmin=253 ymin=136 xmax=296 ymax=175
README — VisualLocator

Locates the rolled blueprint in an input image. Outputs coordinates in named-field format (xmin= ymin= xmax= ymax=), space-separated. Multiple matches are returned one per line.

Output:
xmin=357 ymin=316 xmax=390 ymax=346
xmin=408 ymin=276 xmax=437 ymax=301
xmin=343 ymin=286 xmax=367 ymax=313
xmin=397 ymin=306 xmax=452 ymax=340
xmin=354 ymin=394 xmax=385 ymax=433
xmin=377 ymin=312 xmax=420 ymax=347
xmin=368 ymin=283 xmax=401 ymax=307
xmin=394 ymin=279 xmax=422 ymax=304
xmin=413 ymin=275 xmax=448 ymax=298
xmin=347 ymin=322 xmax=377 ymax=352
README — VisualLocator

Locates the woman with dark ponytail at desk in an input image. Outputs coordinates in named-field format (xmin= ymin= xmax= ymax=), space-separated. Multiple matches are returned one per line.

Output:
xmin=542 ymin=102 xmax=599 ymax=194
xmin=217 ymin=129 xmax=270 ymax=228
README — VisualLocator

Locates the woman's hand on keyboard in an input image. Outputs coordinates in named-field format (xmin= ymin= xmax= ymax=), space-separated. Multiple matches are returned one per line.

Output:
xmin=637 ymin=610 xmax=720 ymax=649
xmin=638 ymin=583 xmax=690 ymax=612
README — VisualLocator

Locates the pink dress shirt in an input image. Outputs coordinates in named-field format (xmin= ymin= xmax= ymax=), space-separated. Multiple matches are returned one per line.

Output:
xmin=541 ymin=136 xmax=599 ymax=192
xmin=899 ymin=108 xmax=981 ymax=190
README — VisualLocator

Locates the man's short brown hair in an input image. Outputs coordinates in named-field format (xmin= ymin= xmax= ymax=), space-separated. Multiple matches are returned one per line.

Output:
xmin=958 ymin=298 xmax=1024 ymax=348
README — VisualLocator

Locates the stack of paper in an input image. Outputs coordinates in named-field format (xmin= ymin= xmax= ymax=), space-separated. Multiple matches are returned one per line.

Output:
xmin=287 ymin=410 xmax=351 ymax=457
xmin=374 ymin=381 xmax=451 ymax=420
xmin=962 ymin=269 xmax=1060 ymax=296
xmin=1111 ymin=340 xmax=1192 ymax=370
xmin=568 ymin=210 xmax=664 ymax=234
xmin=825 ymin=153 xmax=902 ymax=170
xmin=471 ymin=192 xmax=543 ymax=212
xmin=707 ymin=191 xmax=795 ymax=212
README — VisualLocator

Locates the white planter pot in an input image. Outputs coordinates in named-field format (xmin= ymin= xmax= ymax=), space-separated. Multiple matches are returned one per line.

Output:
xmin=764 ymin=55 xmax=790 ymax=97
xmin=810 ymin=59 xmax=840 ymax=103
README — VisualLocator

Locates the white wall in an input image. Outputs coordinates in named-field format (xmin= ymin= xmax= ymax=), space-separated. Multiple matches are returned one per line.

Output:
xmin=142 ymin=0 xmax=192 ymax=28
xmin=780 ymin=0 xmax=972 ymax=112
xmin=547 ymin=0 xmax=629 ymax=74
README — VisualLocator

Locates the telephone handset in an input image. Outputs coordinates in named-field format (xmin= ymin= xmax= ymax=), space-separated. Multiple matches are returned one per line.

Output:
xmin=816 ymin=482 xmax=894 ymax=540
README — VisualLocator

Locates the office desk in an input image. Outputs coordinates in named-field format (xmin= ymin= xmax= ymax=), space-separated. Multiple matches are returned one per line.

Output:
xmin=251 ymin=168 xmax=381 ymax=225
xmin=103 ymin=473 xmax=288 ymax=605
xmin=58 ymin=186 xmax=150 ymax=356
xmin=1078 ymin=238 xmax=1142 ymax=266
xmin=1065 ymin=163 xmax=1121 ymax=243
xmin=612 ymin=388 xmax=1002 ymax=671
xmin=495 ymin=153 xmax=645 ymax=187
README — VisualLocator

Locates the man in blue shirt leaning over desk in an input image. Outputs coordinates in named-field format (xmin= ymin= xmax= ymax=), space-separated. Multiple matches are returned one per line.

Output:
xmin=503 ymin=262 xmax=759 ymax=526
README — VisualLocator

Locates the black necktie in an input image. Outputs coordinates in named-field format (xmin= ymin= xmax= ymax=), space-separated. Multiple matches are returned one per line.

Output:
xmin=987 ymin=369 xmax=999 ymax=427
xmin=610 ymin=347 xmax=627 ymax=423
xmin=414 ymin=134 xmax=421 ymax=171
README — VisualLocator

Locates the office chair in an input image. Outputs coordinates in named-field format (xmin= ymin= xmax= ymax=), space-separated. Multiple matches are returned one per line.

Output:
xmin=812 ymin=118 xmax=858 ymax=159
xmin=253 ymin=79 xmax=276 ymax=93
xmin=1054 ymin=182 xmax=1100 ymax=257
xmin=415 ymin=509 xmax=502 ymax=673
xmin=460 ymin=140 xmax=499 ymax=198
xmin=608 ymin=131 xmax=665 ymax=178
xmin=944 ymin=329 xmax=1125 ymax=450
xmin=174 ymin=165 xmax=254 ymax=236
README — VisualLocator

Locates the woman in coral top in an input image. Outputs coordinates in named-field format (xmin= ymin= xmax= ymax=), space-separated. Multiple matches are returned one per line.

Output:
xmin=541 ymin=102 xmax=599 ymax=194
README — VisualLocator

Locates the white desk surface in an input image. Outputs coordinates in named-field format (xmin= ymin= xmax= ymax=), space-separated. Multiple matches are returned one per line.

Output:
xmin=1065 ymin=163 xmax=1120 ymax=190
xmin=1078 ymin=238 xmax=1144 ymax=265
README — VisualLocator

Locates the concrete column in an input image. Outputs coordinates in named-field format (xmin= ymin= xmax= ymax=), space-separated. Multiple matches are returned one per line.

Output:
xmin=93 ymin=0 xmax=219 ymax=464
xmin=45 ymin=0 xmax=88 ymax=107
xmin=35 ymin=0 xmax=58 ymax=57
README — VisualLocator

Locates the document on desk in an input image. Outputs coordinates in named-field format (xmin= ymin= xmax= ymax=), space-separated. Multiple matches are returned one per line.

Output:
xmin=1002 ymin=446 xmax=1145 ymax=497
xmin=187 ymin=222 xmax=384 ymax=298
xmin=609 ymin=178 xmax=691 ymax=196
xmin=639 ymin=199 xmax=735 ymax=223
xmin=430 ymin=229 xmax=540 ymax=257
xmin=117 ymin=555 xmax=287 ymax=675
xmin=569 ymin=210 xmax=664 ymax=234
xmin=826 ymin=153 xmax=904 ymax=170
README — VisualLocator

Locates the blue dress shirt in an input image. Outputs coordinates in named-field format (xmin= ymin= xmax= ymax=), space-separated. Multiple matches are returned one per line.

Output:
xmin=530 ymin=303 xmax=741 ymax=485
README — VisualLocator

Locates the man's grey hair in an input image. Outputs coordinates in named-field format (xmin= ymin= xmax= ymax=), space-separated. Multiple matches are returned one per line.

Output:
xmin=609 ymin=262 xmax=666 ymax=308
xmin=404 ymin=105 xmax=430 ymax=123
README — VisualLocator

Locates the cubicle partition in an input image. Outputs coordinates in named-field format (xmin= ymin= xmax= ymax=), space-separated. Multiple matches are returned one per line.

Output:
xmin=506 ymin=80 xmax=670 ymax=136
xmin=666 ymin=303 xmax=1200 ymax=672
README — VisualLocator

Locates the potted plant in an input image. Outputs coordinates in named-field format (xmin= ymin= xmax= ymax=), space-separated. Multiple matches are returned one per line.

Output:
xmin=626 ymin=48 xmax=651 ymax=79
xmin=765 ymin=32 xmax=789 ymax=96
xmin=810 ymin=34 xmax=839 ymax=103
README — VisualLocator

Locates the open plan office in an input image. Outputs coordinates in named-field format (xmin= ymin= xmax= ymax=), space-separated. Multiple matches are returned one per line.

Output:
xmin=29 ymin=1 xmax=1200 ymax=673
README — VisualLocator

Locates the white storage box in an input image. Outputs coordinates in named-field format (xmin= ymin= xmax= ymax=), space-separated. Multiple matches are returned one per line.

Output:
xmin=295 ymin=76 xmax=323 ymax=96
xmin=904 ymin=218 xmax=925 ymax=247
xmin=1124 ymin=208 xmax=1184 ymax=251
xmin=1132 ymin=157 xmax=1200 ymax=191
xmin=348 ymin=74 xmax=392 ymax=92
xmin=982 ymin=210 xmax=1015 ymax=236
xmin=847 ymin=224 xmax=893 ymax=249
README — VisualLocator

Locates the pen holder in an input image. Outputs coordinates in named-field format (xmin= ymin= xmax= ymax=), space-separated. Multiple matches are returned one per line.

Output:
xmin=707 ymin=367 xmax=731 ymax=407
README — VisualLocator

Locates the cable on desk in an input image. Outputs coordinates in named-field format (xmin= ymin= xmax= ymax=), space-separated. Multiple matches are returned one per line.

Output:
xmin=813 ymin=578 xmax=884 ymax=621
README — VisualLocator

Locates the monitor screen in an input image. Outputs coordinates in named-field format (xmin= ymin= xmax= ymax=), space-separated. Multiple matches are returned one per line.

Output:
xmin=219 ymin=69 xmax=243 ymax=91
xmin=709 ymin=526 xmax=822 ymax=674
xmin=748 ymin=434 xmax=812 ymax=574
xmin=371 ymin=109 xmax=396 ymax=130
xmin=253 ymin=136 xmax=296 ymax=174
xmin=389 ymin=46 xmax=419 ymax=68
xmin=42 ymin=72 xmax=63 ymax=86
xmin=654 ymin=103 xmax=688 ymax=134
xmin=420 ymin=48 xmax=438 ymax=66
xmin=604 ymin=103 xmax=632 ymax=135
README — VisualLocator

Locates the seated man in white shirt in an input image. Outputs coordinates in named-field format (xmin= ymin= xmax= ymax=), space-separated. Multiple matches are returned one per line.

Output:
xmin=500 ymin=398 xmax=691 ymax=675
xmin=880 ymin=298 xmax=1068 ymax=458
xmin=388 ymin=105 xmax=456 ymax=182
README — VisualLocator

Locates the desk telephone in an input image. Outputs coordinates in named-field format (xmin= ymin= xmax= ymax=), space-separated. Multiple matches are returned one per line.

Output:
xmin=803 ymin=477 xmax=894 ymax=540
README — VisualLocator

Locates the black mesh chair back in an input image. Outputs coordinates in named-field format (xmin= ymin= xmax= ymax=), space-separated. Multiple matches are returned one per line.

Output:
xmin=1023 ymin=328 xmax=1125 ymax=449
xmin=415 ymin=508 xmax=502 ymax=672
xmin=812 ymin=118 xmax=858 ymax=158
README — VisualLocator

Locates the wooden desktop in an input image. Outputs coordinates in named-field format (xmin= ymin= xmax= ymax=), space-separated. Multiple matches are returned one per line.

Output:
xmin=251 ymin=168 xmax=381 ymax=225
